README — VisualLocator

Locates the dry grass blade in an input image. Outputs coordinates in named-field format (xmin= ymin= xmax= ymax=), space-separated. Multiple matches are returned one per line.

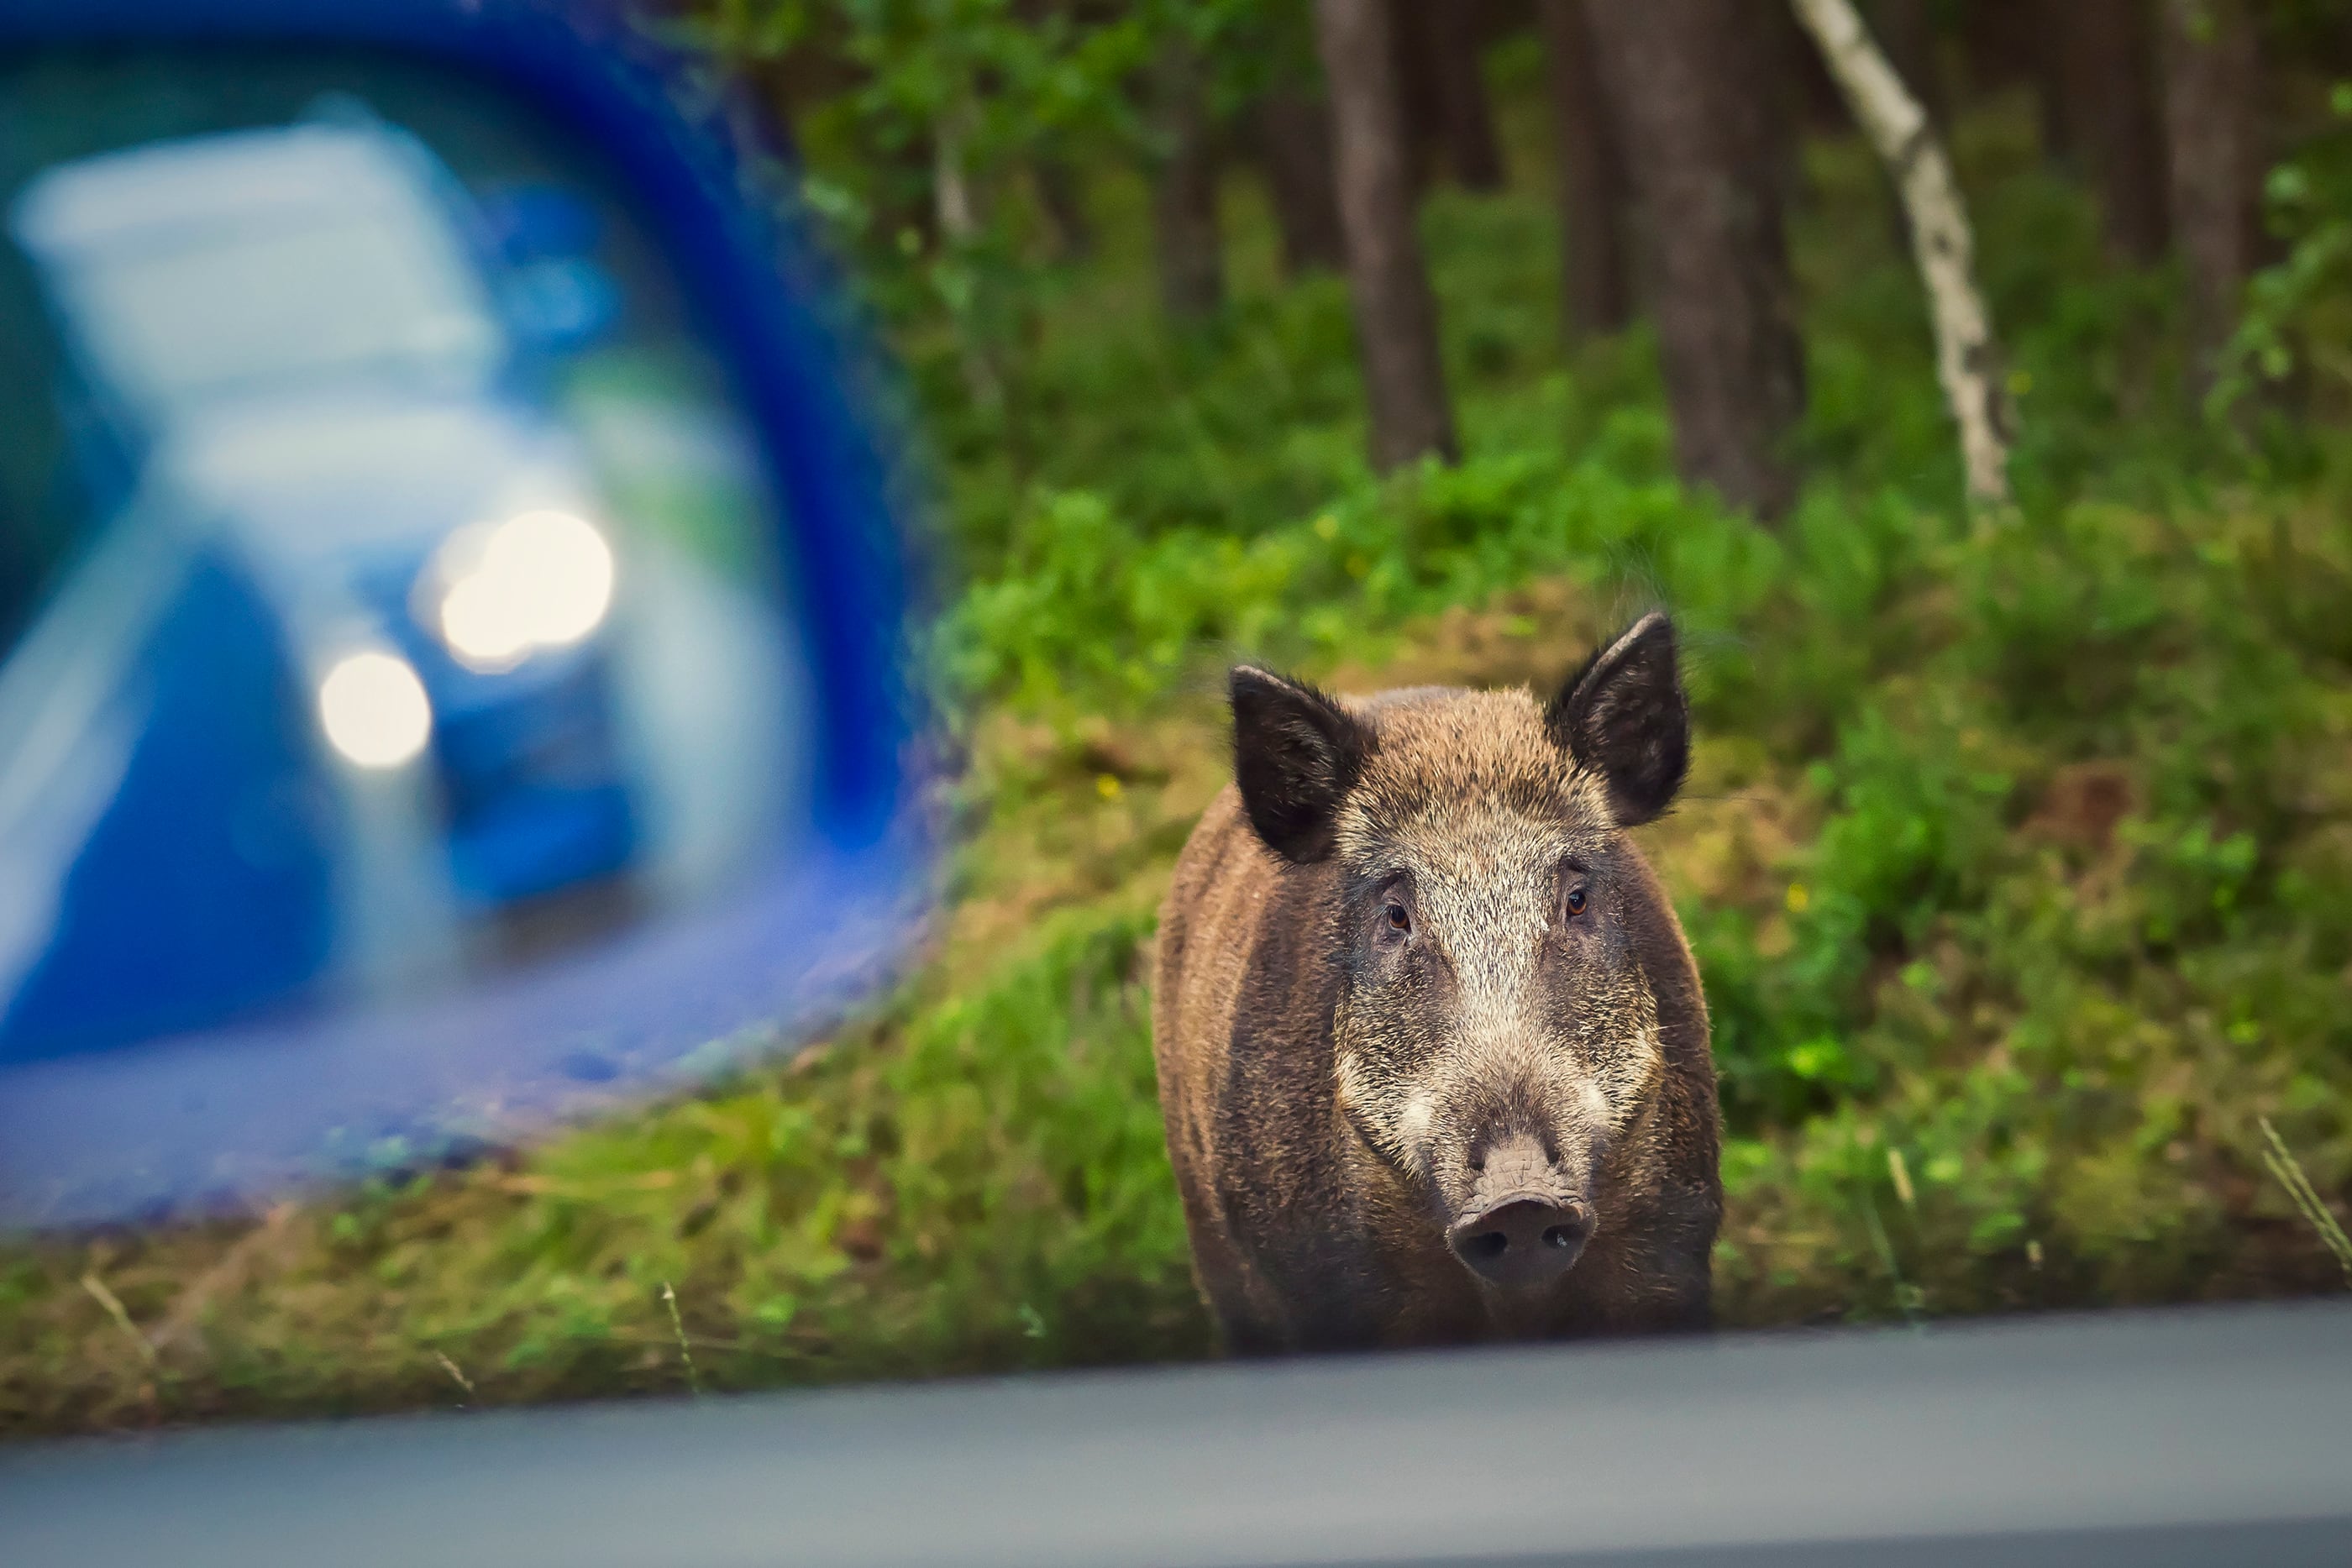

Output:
xmin=150 ymin=1203 xmax=297 ymax=1354
xmin=2259 ymin=1117 xmax=2352 ymax=1284
xmin=1887 ymin=1148 xmax=1917 ymax=1214
xmin=433 ymin=1350 xmax=477 ymax=1398
xmin=79 ymin=1272 xmax=157 ymax=1368
xmin=661 ymin=1282 xmax=702 ymax=1396
xmin=1857 ymin=1190 xmax=1923 ymax=1328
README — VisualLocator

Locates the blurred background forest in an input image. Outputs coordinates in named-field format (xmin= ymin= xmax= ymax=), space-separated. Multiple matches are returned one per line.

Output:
xmin=10 ymin=0 xmax=2352 ymax=1433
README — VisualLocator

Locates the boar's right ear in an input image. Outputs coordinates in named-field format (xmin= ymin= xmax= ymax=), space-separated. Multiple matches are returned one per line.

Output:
xmin=1546 ymin=611 xmax=1688 ymax=826
xmin=1230 ymin=666 xmax=1369 ymax=864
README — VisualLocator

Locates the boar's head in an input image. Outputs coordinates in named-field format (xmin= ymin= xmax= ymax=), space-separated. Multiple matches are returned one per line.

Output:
xmin=1229 ymin=613 xmax=1689 ymax=1298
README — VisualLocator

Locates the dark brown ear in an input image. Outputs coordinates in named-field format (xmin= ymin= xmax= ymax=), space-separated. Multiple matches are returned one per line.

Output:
xmin=1230 ymin=666 xmax=1370 ymax=864
xmin=1545 ymin=612 xmax=1688 ymax=826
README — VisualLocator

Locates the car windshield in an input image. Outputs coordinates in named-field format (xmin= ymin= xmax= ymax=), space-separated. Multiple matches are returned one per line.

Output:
xmin=3 ymin=18 xmax=2352 ymax=1552
xmin=57 ymin=207 xmax=501 ymax=412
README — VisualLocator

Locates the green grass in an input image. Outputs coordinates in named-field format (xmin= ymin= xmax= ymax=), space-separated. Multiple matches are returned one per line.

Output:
xmin=8 ymin=84 xmax=2352 ymax=1435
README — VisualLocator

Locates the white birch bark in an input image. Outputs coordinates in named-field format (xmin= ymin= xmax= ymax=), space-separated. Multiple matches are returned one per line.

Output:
xmin=931 ymin=97 xmax=1003 ymax=412
xmin=1792 ymin=0 xmax=2012 ymax=505
xmin=932 ymin=100 xmax=979 ymax=244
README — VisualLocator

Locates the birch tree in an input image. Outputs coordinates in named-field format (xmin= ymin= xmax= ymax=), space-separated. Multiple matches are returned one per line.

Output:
xmin=1792 ymin=0 xmax=2011 ymax=506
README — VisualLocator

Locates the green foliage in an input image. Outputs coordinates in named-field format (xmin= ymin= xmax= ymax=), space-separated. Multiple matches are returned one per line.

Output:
xmin=495 ymin=901 xmax=1201 ymax=1386
xmin=2215 ymin=73 xmax=2352 ymax=453
xmin=941 ymin=444 xmax=1716 ymax=711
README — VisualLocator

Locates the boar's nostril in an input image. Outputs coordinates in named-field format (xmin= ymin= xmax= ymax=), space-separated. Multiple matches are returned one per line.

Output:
xmin=1447 ymin=1198 xmax=1591 ymax=1290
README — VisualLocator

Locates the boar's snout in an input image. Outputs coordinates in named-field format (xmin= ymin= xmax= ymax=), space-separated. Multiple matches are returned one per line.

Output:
xmin=1447 ymin=1198 xmax=1589 ymax=1288
xmin=1445 ymin=1134 xmax=1592 ymax=1290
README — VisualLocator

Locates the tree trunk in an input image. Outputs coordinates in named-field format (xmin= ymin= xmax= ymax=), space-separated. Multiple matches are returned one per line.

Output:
xmin=2031 ymin=22 xmax=2074 ymax=165
xmin=1863 ymin=0 xmax=1944 ymax=254
xmin=1956 ymin=2 xmax=2075 ymax=160
xmin=1408 ymin=0 xmax=1509 ymax=191
xmin=1538 ymin=0 xmax=1632 ymax=341
xmin=1149 ymin=41 xmax=1224 ymax=322
xmin=1314 ymin=0 xmax=1459 ymax=469
xmin=1585 ymin=0 xmax=1805 ymax=518
xmin=2161 ymin=0 xmax=2262 ymax=395
xmin=2064 ymin=0 xmax=2170 ymax=264
xmin=932 ymin=100 xmax=1007 ymax=416
xmin=932 ymin=100 xmax=982 ymax=246
xmin=1960 ymin=0 xmax=2038 ymax=92
xmin=1795 ymin=0 xmax=2012 ymax=505
xmin=1014 ymin=0 xmax=1089 ymax=264
xmin=1032 ymin=154 xmax=1094 ymax=264
xmin=1386 ymin=0 xmax=1443 ymax=191
xmin=1757 ymin=3 xmax=1815 ymax=218
xmin=1867 ymin=0 xmax=1946 ymax=127
xmin=1778 ymin=1 xmax=1851 ymax=138
xmin=1257 ymin=87 xmax=1349 ymax=276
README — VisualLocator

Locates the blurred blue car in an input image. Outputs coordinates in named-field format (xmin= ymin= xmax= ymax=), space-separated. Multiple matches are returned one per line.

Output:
xmin=0 ymin=113 xmax=640 ymax=1061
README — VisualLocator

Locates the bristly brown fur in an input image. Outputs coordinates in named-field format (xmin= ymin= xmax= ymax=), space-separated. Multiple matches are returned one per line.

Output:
xmin=1154 ymin=645 xmax=1720 ymax=1354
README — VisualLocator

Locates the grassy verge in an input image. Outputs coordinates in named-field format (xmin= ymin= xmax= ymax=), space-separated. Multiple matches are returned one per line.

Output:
xmin=7 ymin=83 xmax=2352 ymax=1435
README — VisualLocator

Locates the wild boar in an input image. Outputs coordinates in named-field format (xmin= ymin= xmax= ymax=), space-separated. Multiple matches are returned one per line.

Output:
xmin=1152 ymin=613 xmax=1719 ymax=1352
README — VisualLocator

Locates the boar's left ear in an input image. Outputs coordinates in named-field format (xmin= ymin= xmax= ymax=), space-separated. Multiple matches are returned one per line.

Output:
xmin=1230 ymin=666 xmax=1370 ymax=864
xmin=1546 ymin=611 xmax=1688 ymax=826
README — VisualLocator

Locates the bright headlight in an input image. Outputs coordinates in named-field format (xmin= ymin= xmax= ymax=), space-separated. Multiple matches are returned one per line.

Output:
xmin=431 ymin=509 xmax=616 ymax=671
xmin=319 ymin=650 xmax=433 ymax=768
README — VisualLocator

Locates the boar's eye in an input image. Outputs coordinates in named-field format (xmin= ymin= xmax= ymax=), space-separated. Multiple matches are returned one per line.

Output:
xmin=1564 ymin=885 xmax=1589 ymax=919
xmin=1383 ymin=900 xmax=1412 ymax=936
